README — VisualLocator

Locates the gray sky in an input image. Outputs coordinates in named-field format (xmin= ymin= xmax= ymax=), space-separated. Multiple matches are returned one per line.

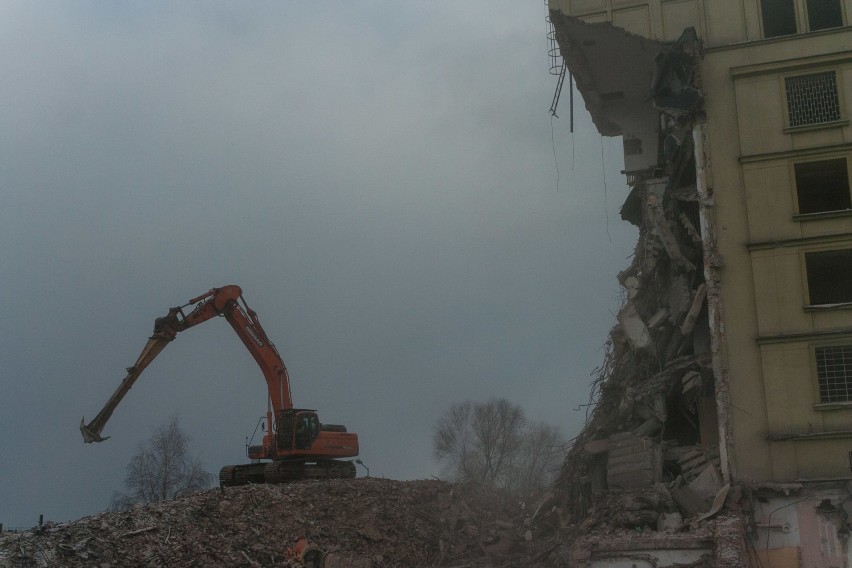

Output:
xmin=0 ymin=1 xmax=635 ymax=527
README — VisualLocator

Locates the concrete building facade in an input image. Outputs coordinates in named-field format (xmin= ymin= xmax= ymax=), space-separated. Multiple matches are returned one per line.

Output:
xmin=547 ymin=1 xmax=852 ymax=565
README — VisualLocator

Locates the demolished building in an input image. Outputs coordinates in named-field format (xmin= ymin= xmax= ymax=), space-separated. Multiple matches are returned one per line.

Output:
xmin=547 ymin=1 xmax=852 ymax=566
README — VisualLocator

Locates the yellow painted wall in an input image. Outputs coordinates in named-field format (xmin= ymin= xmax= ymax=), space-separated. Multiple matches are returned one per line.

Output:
xmin=733 ymin=63 xmax=852 ymax=160
xmin=612 ymin=5 xmax=652 ymax=36
xmin=695 ymin=32 xmax=852 ymax=480
xmin=700 ymin=46 xmax=775 ymax=480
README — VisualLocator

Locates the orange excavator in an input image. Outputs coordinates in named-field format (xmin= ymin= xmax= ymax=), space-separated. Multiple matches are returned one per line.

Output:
xmin=80 ymin=285 xmax=359 ymax=486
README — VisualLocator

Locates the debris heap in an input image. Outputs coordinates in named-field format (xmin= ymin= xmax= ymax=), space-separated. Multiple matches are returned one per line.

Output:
xmin=0 ymin=478 xmax=560 ymax=568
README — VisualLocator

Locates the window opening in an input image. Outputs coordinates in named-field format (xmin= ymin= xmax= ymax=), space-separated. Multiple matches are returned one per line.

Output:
xmin=785 ymin=71 xmax=841 ymax=128
xmin=794 ymin=158 xmax=851 ymax=214
xmin=807 ymin=0 xmax=843 ymax=31
xmin=805 ymin=249 xmax=852 ymax=305
xmin=762 ymin=0 xmax=798 ymax=37
xmin=295 ymin=414 xmax=312 ymax=449
xmin=817 ymin=344 xmax=852 ymax=403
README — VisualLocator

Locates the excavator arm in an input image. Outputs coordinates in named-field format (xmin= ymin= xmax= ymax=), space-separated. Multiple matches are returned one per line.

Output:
xmin=80 ymin=285 xmax=293 ymax=443
xmin=79 ymin=331 xmax=172 ymax=442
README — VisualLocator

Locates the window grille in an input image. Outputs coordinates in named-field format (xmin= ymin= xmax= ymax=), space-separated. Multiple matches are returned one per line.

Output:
xmin=785 ymin=71 xmax=841 ymax=128
xmin=817 ymin=344 xmax=852 ymax=403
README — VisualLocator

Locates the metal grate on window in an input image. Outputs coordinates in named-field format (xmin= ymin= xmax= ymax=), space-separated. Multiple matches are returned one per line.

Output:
xmin=785 ymin=71 xmax=841 ymax=128
xmin=817 ymin=344 xmax=852 ymax=403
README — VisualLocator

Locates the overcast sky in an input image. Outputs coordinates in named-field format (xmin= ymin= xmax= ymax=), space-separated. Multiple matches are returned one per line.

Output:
xmin=0 ymin=2 xmax=635 ymax=528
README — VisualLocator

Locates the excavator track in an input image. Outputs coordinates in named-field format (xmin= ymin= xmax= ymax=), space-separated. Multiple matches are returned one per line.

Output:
xmin=263 ymin=460 xmax=300 ymax=483
xmin=218 ymin=463 xmax=266 ymax=487
xmin=220 ymin=459 xmax=356 ymax=487
xmin=303 ymin=459 xmax=356 ymax=480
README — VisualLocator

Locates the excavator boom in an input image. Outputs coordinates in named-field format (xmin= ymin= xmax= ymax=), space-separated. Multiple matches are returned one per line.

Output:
xmin=81 ymin=285 xmax=296 ymax=443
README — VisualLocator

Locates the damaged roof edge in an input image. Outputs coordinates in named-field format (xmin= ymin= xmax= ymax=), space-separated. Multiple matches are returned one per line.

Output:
xmin=548 ymin=10 xmax=666 ymax=137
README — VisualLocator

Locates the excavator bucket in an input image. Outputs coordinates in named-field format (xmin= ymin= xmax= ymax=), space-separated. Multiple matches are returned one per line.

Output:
xmin=80 ymin=418 xmax=110 ymax=443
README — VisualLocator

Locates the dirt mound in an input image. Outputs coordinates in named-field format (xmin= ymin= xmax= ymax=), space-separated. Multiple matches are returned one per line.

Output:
xmin=0 ymin=478 xmax=559 ymax=567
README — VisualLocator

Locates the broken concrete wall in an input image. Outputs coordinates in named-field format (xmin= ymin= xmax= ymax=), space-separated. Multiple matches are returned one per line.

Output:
xmin=566 ymin=517 xmax=748 ymax=568
xmin=743 ymin=482 xmax=852 ymax=568
xmin=606 ymin=434 xmax=662 ymax=490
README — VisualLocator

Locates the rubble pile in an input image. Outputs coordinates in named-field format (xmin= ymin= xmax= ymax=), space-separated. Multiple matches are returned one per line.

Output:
xmin=0 ymin=478 xmax=561 ymax=568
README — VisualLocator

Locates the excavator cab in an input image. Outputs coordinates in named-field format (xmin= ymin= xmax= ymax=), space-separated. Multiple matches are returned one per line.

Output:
xmin=274 ymin=410 xmax=319 ymax=451
xmin=295 ymin=411 xmax=320 ymax=449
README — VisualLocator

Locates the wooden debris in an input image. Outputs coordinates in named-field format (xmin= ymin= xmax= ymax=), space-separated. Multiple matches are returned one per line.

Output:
xmin=120 ymin=526 xmax=157 ymax=538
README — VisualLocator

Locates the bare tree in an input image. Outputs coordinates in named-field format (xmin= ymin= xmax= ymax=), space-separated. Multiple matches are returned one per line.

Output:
xmin=433 ymin=401 xmax=477 ymax=482
xmin=433 ymin=398 xmax=563 ymax=491
xmin=110 ymin=415 xmax=213 ymax=511
xmin=506 ymin=421 xmax=564 ymax=493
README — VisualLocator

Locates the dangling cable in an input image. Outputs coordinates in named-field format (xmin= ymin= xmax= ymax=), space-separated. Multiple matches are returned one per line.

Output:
xmin=551 ymin=114 xmax=560 ymax=193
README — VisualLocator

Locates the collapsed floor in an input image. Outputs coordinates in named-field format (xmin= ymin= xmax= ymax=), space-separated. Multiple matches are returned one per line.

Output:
xmin=546 ymin=21 xmax=754 ymax=566
xmin=555 ymin=130 xmax=726 ymax=527
xmin=549 ymin=145 xmax=749 ymax=564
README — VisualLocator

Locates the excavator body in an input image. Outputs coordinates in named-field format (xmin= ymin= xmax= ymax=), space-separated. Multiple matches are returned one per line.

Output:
xmin=80 ymin=285 xmax=359 ymax=486
xmin=251 ymin=409 xmax=358 ymax=460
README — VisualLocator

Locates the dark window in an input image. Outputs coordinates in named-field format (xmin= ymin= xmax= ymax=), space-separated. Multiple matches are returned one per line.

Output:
xmin=805 ymin=249 xmax=852 ymax=305
xmin=295 ymin=414 xmax=312 ymax=449
xmin=817 ymin=344 xmax=852 ymax=403
xmin=807 ymin=0 xmax=844 ymax=30
xmin=762 ymin=0 xmax=798 ymax=37
xmin=794 ymin=158 xmax=851 ymax=214
xmin=785 ymin=71 xmax=842 ymax=127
